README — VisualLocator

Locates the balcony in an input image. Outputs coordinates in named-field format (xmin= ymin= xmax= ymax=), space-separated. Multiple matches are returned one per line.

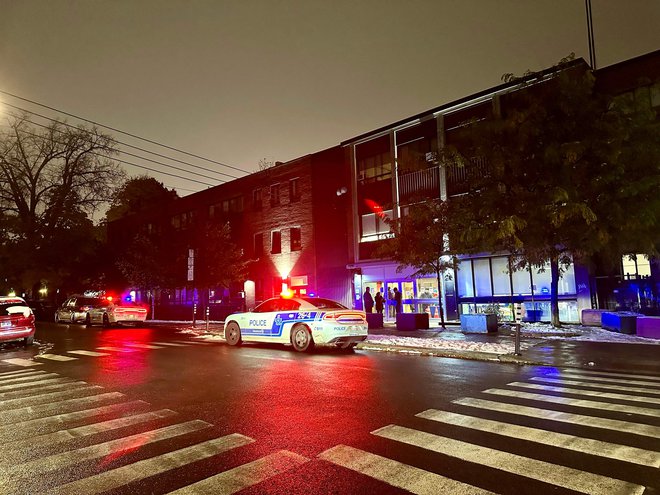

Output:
xmin=398 ymin=166 xmax=440 ymax=201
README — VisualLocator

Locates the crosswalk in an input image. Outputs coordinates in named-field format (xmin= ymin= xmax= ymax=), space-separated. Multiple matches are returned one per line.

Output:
xmin=1 ymin=338 xmax=218 ymax=366
xmin=0 ymin=367 xmax=308 ymax=494
xmin=0 ymin=365 xmax=658 ymax=494
xmin=319 ymin=368 xmax=660 ymax=495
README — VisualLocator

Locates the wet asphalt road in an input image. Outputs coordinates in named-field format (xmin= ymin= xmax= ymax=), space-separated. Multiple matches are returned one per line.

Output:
xmin=0 ymin=321 xmax=658 ymax=495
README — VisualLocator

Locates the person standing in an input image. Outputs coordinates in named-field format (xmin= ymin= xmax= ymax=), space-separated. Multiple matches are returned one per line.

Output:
xmin=363 ymin=287 xmax=374 ymax=313
xmin=393 ymin=287 xmax=402 ymax=314
xmin=387 ymin=288 xmax=395 ymax=318
xmin=375 ymin=289 xmax=384 ymax=314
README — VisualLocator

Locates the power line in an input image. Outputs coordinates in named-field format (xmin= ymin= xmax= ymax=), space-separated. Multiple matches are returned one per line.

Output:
xmin=3 ymin=114 xmax=216 ymax=187
xmin=1 ymin=100 xmax=241 ymax=180
xmin=0 ymin=89 xmax=253 ymax=175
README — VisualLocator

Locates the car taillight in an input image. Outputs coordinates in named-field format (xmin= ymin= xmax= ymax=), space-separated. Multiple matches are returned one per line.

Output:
xmin=323 ymin=313 xmax=337 ymax=321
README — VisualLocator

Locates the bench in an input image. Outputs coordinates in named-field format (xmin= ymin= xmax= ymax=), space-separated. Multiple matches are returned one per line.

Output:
xmin=581 ymin=309 xmax=608 ymax=326
xmin=601 ymin=312 xmax=638 ymax=335
xmin=460 ymin=313 xmax=498 ymax=333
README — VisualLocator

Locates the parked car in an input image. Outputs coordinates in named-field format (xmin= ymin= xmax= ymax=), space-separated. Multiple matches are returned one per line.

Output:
xmin=85 ymin=297 xmax=148 ymax=327
xmin=224 ymin=296 xmax=368 ymax=352
xmin=55 ymin=295 xmax=102 ymax=324
xmin=0 ymin=296 xmax=36 ymax=346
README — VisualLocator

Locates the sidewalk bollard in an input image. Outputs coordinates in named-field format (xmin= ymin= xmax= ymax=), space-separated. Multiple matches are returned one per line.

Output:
xmin=192 ymin=303 xmax=197 ymax=327
xmin=514 ymin=323 xmax=522 ymax=356
xmin=205 ymin=306 xmax=210 ymax=332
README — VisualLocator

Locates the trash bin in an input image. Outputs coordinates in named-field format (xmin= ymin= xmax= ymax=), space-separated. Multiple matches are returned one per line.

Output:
xmin=396 ymin=313 xmax=429 ymax=331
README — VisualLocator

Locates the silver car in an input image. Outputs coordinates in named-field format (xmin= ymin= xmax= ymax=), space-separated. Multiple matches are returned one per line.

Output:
xmin=55 ymin=296 xmax=102 ymax=324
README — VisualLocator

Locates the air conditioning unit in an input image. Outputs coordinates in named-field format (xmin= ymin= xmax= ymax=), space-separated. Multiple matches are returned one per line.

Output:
xmin=425 ymin=151 xmax=438 ymax=164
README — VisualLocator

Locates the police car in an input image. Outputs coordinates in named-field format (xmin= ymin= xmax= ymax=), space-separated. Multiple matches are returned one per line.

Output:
xmin=224 ymin=296 xmax=368 ymax=352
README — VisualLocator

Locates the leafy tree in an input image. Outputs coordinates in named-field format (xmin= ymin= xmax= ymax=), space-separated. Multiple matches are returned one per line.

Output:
xmin=0 ymin=114 xmax=124 ymax=296
xmin=450 ymin=60 xmax=660 ymax=326
xmin=106 ymin=176 xmax=178 ymax=222
xmin=194 ymin=221 xmax=249 ymax=294
xmin=378 ymin=198 xmax=455 ymax=329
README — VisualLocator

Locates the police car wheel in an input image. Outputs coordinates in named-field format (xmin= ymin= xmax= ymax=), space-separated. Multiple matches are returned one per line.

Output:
xmin=225 ymin=322 xmax=242 ymax=346
xmin=291 ymin=324 xmax=314 ymax=352
xmin=85 ymin=314 xmax=92 ymax=327
xmin=102 ymin=313 xmax=111 ymax=328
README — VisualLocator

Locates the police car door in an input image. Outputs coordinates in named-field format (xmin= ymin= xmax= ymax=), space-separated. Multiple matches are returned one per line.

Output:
xmin=248 ymin=299 xmax=279 ymax=337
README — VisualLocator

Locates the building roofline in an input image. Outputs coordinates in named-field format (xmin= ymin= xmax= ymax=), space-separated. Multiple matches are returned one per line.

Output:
xmin=340 ymin=58 xmax=588 ymax=146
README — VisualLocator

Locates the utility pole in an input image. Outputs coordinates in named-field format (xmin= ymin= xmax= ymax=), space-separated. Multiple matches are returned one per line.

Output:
xmin=585 ymin=0 xmax=597 ymax=69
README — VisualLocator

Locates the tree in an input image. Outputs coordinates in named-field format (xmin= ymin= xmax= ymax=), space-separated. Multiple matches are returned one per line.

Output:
xmin=194 ymin=221 xmax=249 ymax=294
xmin=0 ymin=114 xmax=124 ymax=295
xmin=106 ymin=176 xmax=178 ymax=223
xmin=450 ymin=59 xmax=660 ymax=326
xmin=378 ymin=198 xmax=455 ymax=329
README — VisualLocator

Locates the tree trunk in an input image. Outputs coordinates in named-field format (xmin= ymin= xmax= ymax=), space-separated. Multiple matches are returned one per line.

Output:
xmin=550 ymin=254 xmax=561 ymax=327
xmin=436 ymin=268 xmax=446 ymax=329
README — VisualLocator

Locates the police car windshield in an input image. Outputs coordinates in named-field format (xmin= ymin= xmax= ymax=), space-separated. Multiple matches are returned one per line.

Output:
xmin=303 ymin=298 xmax=346 ymax=310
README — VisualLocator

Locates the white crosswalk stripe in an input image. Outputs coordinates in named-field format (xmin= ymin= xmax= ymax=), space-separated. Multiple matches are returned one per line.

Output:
xmin=537 ymin=372 xmax=660 ymax=389
xmin=0 ymin=385 xmax=103 ymax=411
xmin=0 ymin=368 xmax=35 ymax=377
xmin=372 ymin=424 xmax=644 ymax=495
xmin=562 ymin=368 xmax=660 ymax=383
xmin=0 ymin=380 xmax=89 ymax=401
xmin=484 ymin=388 xmax=660 ymax=417
xmin=2 ymin=420 xmax=211 ymax=477
xmin=417 ymin=409 xmax=660 ymax=467
xmin=0 ymin=376 xmax=73 ymax=392
xmin=1 ymin=409 xmax=178 ymax=452
xmin=35 ymin=353 xmax=78 ymax=361
xmin=51 ymin=434 xmax=255 ymax=495
xmin=452 ymin=397 xmax=660 ymax=438
xmin=96 ymin=346 xmax=137 ymax=352
xmin=172 ymin=340 xmax=212 ymax=345
xmin=0 ymin=371 xmax=58 ymax=385
xmin=125 ymin=343 xmax=165 ymax=349
xmin=0 ymin=369 xmax=45 ymax=380
xmin=0 ymin=400 xmax=150 ymax=442
xmin=530 ymin=376 xmax=660 ymax=395
xmin=319 ymin=444 xmax=495 ymax=494
xmin=0 ymin=392 xmax=125 ymax=424
xmin=167 ymin=450 xmax=309 ymax=495
xmin=506 ymin=381 xmax=660 ymax=405
xmin=1 ymin=358 xmax=42 ymax=367
xmin=67 ymin=350 xmax=110 ymax=357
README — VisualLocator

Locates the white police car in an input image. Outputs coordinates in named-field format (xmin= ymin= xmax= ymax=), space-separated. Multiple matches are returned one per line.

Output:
xmin=224 ymin=296 xmax=368 ymax=352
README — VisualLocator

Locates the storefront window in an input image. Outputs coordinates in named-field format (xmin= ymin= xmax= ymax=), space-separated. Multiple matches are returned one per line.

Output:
xmin=532 ymin=265 xmax=552 ymax=295
xmin=512 ymin=266 xmax=532 ymax=295
xmin=457 ymin=260 xmax=474 ymax=297
xmin=559 ymin=263 xmax=576 ymax=294
xmin=416 ymin=278 xmax=438 ymax=299
xmin=491 ymin=257 xmax=511 ymax=295
xmin=473 ymin=259 xmax=492 ymax=297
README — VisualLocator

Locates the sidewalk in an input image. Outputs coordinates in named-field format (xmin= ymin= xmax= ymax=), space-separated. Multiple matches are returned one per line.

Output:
xmin=155 ymin=319 xmax=660 ymax=375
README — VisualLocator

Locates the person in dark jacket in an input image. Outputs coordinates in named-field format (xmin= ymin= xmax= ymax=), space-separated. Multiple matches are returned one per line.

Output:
xmin=363 ymin=287 xmax=374 ymax=313
xmin=375 ymin=289 xmax=384 ymax=314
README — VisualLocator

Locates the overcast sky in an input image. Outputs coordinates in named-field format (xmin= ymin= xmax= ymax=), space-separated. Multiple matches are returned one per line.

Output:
xmin=1 ymin=0 xmax=658 ymax=195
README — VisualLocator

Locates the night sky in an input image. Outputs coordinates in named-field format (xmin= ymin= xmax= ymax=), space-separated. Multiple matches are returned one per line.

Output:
xmin=1 ymin=0 xmax=658 ymax=195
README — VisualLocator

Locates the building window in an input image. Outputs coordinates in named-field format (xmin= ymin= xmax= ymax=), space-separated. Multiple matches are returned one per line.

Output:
xmin=271 ymin=230 xmax=281 ymax=254
xmin=622 ymin=254 xmax=651 ymax=278
xmin=456 ymin=260 xmax=474 ymax=298
xmin=254 ymin=233 xmax=263 ymax=258
xmin=171 ymin=211 xmax=195 ymax=230
xmin=357 ymin=152 xmax=392 ymax=183
xmin=360 ymin=209 xmax=392 ymax=242
xmin=289 ymin=178 xmax=300 ymax=202
xmin=290 ymin=227 xmax=301 ymax=251
xmin=270 ymin=183 xmax=280 ymax=206
xmin=252 ymin=188 xmax=262 ymax=210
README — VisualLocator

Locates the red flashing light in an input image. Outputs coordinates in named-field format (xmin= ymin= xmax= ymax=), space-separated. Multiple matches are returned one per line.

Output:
xmin=280 ymin=288 xmax=294 ymax=298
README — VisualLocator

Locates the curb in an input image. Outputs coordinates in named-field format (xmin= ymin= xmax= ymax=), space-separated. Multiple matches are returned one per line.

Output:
xmin=355 ymin=342 xmax=546 ymax=366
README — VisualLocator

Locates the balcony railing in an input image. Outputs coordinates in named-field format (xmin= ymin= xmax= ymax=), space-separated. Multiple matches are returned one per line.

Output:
xmin=398 ymin=166 xmax=440 ymax=199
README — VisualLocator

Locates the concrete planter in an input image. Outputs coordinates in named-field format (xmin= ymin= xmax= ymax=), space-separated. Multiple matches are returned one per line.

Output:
xmin=396 ymin=313 xmax=429 ymax=331
xmin=366 ymin=313 xmax=384 ymax=329
xmin=581 ymin=309 xmax=607 ymax=327
xmin=636 ymin=316 xmax=660 ymax=339
xmin=460 ymin=313 xmax=498 ymax=333
xmin=601 ymin=312 xmax=638 ymax=335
